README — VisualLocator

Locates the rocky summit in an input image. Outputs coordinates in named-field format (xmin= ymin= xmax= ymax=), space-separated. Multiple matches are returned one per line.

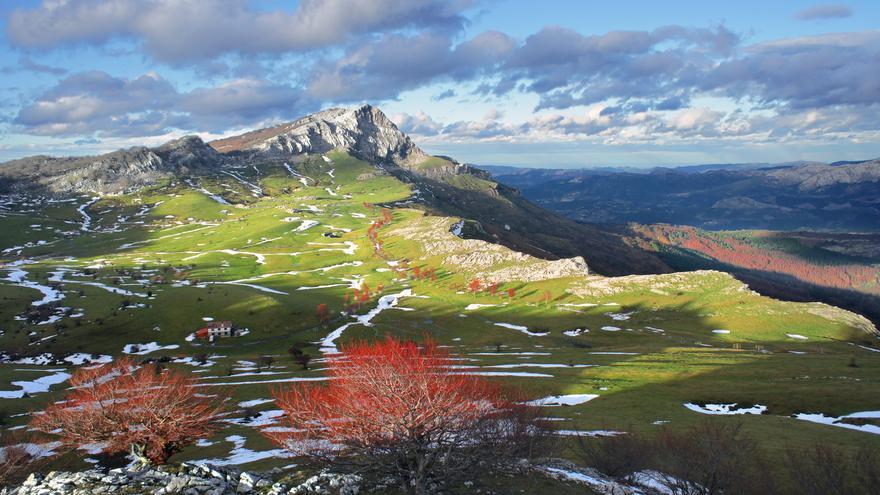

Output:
xmin=211 ymin=105 xmax=426 ymax=167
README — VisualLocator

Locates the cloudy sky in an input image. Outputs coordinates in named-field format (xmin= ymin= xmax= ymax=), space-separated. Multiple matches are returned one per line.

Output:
xmin=0 ymin=1 xmax=878 ymax=167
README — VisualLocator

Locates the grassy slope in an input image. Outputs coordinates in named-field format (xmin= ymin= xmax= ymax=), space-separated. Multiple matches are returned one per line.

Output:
xmin=0 ymin=152 xmax=878 ymax=488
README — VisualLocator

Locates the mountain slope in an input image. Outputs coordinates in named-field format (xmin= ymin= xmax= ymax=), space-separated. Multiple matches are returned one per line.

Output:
xmin=211 ymin=105 xmax=670 ymax=275
xmin=0 ymin=105 xmax=669 ymax=276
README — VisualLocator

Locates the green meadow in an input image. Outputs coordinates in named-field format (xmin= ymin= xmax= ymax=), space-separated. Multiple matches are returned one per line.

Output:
xmin=1 ymin=151 xmax=878 ymax=482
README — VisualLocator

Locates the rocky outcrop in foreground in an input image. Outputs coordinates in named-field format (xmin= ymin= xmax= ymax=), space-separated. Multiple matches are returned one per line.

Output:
xmin=2 ymin=463 xmax=360 ymax=495
xmin=3 ymin=461 xmax=663 ymax=495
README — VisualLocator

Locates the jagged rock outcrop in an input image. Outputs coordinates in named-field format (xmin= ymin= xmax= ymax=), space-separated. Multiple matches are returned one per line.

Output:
xmin=0 ymin=135 xmax=222 ymax=195
xmin=389 ymin=215 xmax=591 ymax=282
xmin=2 ymin=463 xmax=361 ymax=495
xmin=211 ymin=105 xmax=426 ymax=167
xmin=3 ymin=462 xmax=667 ymax=495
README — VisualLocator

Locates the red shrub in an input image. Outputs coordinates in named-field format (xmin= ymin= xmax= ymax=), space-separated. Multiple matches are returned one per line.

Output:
xmin=266 ymin=337 xmax=551 ymax=493
xmin=30 ymin=358 xmax=225 ymax=465
xmin=316 ymin=303 xmax=330 ymax=325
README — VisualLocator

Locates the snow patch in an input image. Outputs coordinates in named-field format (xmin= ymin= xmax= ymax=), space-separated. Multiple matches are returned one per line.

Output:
xmin=122 ymin=342 xmax=180 ymax=355
xmin=528 ymin=394 xmax=599 ymax=407
xmin=684 ymin=403 xmax=766 ymax=415
xmin=493 ymin=322 xmax=548 ymax=337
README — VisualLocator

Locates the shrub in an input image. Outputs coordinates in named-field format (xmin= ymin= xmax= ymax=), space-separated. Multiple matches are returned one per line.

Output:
xmin=652 ymin=421 xmax=772 ymax=495
xmin=575 ymin=431 xmax=651 ymax=480
xmin=30 ymin=358 xmax=225 ymax=465
xmin=0 ymin=441 xmax=38 ymax=487
xmin=265 ymin=337 xmax=552 ymax=494
xmin=787 ymin=442 xmax=880 ymax=495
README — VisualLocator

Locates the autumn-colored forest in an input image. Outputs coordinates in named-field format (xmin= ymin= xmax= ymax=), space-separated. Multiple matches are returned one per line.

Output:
xmin=633 ymin=225 xmax=880 ymax=295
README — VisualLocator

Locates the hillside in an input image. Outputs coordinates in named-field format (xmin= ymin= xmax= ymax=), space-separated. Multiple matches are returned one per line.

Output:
xmin=0 ymin=106 xmax=668 ymax=277
xmin=485 ymin=160 xmax=880 ymax=231
xmin=1 ymin=106 xmax=879 ymax=492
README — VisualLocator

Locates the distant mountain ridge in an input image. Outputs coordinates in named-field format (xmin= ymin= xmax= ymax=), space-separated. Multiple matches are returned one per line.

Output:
xmin=484 ymin=158 xmax=880 ymax=231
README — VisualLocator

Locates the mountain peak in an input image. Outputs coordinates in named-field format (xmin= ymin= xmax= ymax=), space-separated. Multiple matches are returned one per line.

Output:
xmin=210 ymin=105 xmax=426 ymax=166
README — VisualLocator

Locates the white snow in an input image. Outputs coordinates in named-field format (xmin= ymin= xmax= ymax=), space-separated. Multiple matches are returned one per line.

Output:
xmin=0 ymin=370 xmax=71 ymax=399
xmin=184 ymin=179 xmax=229 ymax=205
xmin=470 ymin=352 xmax=551 ymax=356
xmin=320 ymin=289 xmax=415 ymax=353
xmin=3 ymin=261 xmax=64 ymax=306
xmin=450 ymin=220 xmax=464 ymax=237
xmin=465 ymin=303 xmax=499 ymax=310
xmin=542 ymin=466 xmax=604 ymax=486
xmin=238 ymin=398 xmax=273 ymax=408
xmin=453 ymin=371 xmax=554 ymax=378
xmin=607 ymin=312 xmax=633 ymax=321
xmin=601 ymin=326 xmax=621 ymax=332
xmin=482 ymin=363 xmax=594 ymax=369
xmin=786 ymin=333 xmax=809 ymax=340
xmin=225 ymin=409 xmax=285 ymax=427
xmin=220 ymin=170 xmax=262 ymax=196
xmin=493 ymin=322 xmax=548 ymax=337
xmin=555 ymin=430 xmax=625 ymax=437
xmin=194 ymin=435 xmax=291 ymax=466
xmin=528 ymin=394 xmax=599 ymax=407
xmin=196 ymin=376 xmax=328 ymax=387
xmin=77 ymin=197 xmax=100 ymax=231
xmin=296 ymin=283 xmax=348 ymax=291
xmin=563 ymin=328 xmax=588 ymax=337
xmin=293 ymin=219 xmax=320 ymax=232
xmin=122 ymin=342 xmax=180 ymax=355
xmin=683 ymin=402 xmax=767 ymax=415
xmin=58 ymin=279 xmax=149 ymax=297
xmin=794 ymin=411 xmax=880 ymax=435
xmin=631 ymin=471 xmax=676 ymax=495
xmin=221 ymin=282 xmax=288 ymax=295
xmin=63 ymin=353 xmax=112 ymax=365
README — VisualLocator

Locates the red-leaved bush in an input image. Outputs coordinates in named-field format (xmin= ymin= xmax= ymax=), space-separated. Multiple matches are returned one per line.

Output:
xmin=265 ymin=337 xmax=552 ymax=494
xmin=30 ymin=358 xmax=225 ymax=465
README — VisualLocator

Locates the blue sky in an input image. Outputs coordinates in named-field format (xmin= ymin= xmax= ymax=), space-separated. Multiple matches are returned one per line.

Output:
xmin=0 ymin=0 xmax=878 ymax=167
